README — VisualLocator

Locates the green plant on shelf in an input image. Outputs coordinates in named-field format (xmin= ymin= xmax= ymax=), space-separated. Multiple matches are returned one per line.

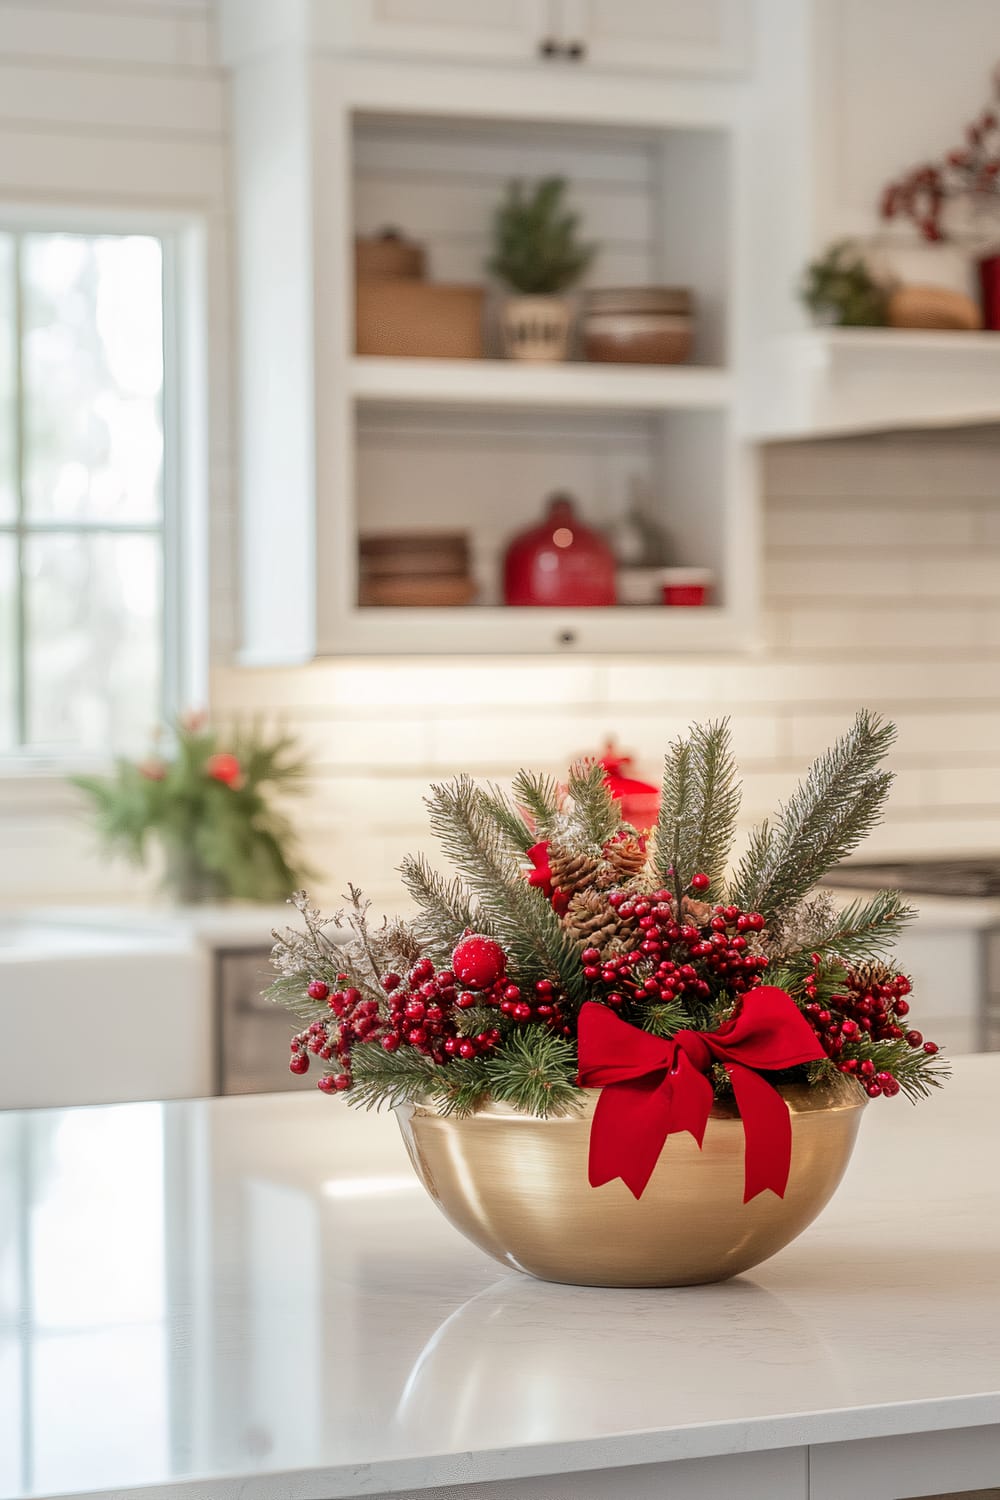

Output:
xmin=72 ymin=713 xmax=311 ymax=903
xmin=800 ymin=240 xmax=890 ymax=327
xmin=488 ymin=176 xmax=596 ymax=295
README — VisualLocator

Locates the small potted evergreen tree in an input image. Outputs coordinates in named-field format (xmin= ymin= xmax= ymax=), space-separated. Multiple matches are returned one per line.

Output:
xmin=488 ymin=177 xmax=595 ymax=361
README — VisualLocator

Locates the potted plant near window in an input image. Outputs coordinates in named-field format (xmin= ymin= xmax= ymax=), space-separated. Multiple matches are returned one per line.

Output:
xmin=72 ymin=714 xmax=310 ymax=904
xmin=488 ymin=177 xmax=595 ymax=361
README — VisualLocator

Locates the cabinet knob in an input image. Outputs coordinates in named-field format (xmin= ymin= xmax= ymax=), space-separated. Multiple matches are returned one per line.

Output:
xmin=539 ymin=36 xmax=559 ymax=57
xmin=565 ymin=40 xmax=586 ymax=60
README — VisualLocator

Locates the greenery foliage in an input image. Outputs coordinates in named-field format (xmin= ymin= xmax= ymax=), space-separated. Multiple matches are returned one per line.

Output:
xmin=268 ymin=714 xmax=950 ymax=1114
xmin=800 ymin=240 xmax=890 ymax=327
xmin=73 ymin=715 xmax=310 ymax=902
xmin=488 ymin=177 xmax=596 ymax=295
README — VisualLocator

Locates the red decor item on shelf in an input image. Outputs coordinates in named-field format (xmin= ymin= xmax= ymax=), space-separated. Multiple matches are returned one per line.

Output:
xmin=503 ymin=493 xmax=616 ymax=606
xmin=660 ymin=567 xmax=713 ymax=606
xmin=598 ymin=743 xmax=660 ymax=829
xmin=576 ymin=990 xmax=828 ymax=1202
xmin=979 ymin=253 xmax=1000 ymax=329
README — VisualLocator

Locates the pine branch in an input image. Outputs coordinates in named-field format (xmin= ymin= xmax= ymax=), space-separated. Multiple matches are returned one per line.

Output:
xmin=565 ymin=760 xmax=621 ymax=845
xmin=426 ymin=776 xmax=588 ymax=1003
xmin=510 ymin=769 xmax=561 ymax=839
xmin=850 ymin=1036 xmax=952 ymax=1102
xmin=685 ymin=720 xmax=742 ymax=894
xmin=347 ymin=1042 xmax=441 ymax=1111
xmin=635 ymin=999 xmax=688 ymax=1039
xmin=430 ymin=1059 xmax=494 ymax=1115
xmin=730 ymin=711 xmax=897 ymax=920
xmin=480 ymin=783 xmax=536 ymax=855
xmin=264 ymin=972 xmax=331 ymax=1023
xmin=654 ymin=733 xmax=694 ymax=901
xmin=778 ymin=889 xmax=916 ymax=976
xmin=399 ymin=852 xmax=481 ymax=962
xmin=483 ymin=1028 xmax=581 ymax=1116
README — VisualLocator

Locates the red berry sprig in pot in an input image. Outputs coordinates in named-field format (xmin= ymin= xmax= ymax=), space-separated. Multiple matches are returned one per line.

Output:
xmin=577 ymin=886 xmax=768 ymax=1013
xmin=800 ymin=955 xmax=941 ymax=1098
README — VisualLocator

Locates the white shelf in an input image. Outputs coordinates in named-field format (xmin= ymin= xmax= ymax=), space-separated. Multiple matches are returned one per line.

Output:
xmin=351 ymin=356 xmax=733 ymax=412
xmin=746 ymin=328 xmax=1000 ymax=440
xmin=314 ymin=605 xmax=753 ymax=657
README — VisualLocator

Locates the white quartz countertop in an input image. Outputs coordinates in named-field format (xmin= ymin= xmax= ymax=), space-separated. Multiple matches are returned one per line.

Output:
xmin=1 ymin=1056 xmax=998 ymax=1500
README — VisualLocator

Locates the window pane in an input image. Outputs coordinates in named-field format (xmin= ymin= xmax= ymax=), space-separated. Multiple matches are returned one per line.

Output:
xmin=24 ymin=532 xmax=161 ymax=752
xmin=0 ymin=233 xmax=14 ymax=522
xmin=0 ymin=535 xmax=14 ymax=749
xmin=22 ymin=234 xmax=163 ymax=522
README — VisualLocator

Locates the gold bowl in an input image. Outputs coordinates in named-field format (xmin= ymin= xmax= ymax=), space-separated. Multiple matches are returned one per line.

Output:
xmin=395 ymin=1077 xmax=865 ymax=1287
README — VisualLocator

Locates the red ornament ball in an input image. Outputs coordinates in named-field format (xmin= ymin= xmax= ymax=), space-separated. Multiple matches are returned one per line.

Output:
xmin=307 ymin=979 xmax=329 ymax=1001
xmin=206 ymin=751 xmax=242 ymax=787
xmin=452 ymin=934 xmax=508 ymax=990
xmin=289 ymin=1053 xmax=309 ymax=1075
xmin=690 ymin=872 xmax=711 ymax=892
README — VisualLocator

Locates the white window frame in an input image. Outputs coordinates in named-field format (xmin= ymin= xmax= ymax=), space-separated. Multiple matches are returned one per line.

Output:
xmin=0 ymin=204 xmax=209 ymax=780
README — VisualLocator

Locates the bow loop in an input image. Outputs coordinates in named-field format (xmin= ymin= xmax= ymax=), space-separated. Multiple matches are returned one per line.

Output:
xmin=577 ymin=989 xmax=827 ymax=1203
xmin=672 ymin=1029 xmax=713 ymax=1074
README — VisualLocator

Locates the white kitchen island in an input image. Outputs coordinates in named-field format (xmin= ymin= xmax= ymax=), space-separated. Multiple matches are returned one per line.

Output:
xmin=1 ymin=1057 xmax=998 ymax=1500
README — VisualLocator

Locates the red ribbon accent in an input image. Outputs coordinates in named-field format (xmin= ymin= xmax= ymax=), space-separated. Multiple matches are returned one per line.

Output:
xmin=576 ymin=989 xmax=828 ymax=1203
xmin=526 ymin=842 xmax=570 ymax=915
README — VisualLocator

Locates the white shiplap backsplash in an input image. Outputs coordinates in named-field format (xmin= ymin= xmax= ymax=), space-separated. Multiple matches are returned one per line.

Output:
xmin=210 ymin=433 xmax=1000 ymax=911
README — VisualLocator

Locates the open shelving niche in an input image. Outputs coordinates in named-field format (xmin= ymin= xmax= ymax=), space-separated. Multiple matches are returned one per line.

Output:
xmin=344 ymin=108 xmax=753 ymax=656
xmin=233 ymin=58 xmax=758 ymax=661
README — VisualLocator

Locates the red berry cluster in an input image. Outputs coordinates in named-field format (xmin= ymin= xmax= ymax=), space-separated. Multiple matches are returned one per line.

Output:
xmin=800 ymin=955 xmax=940 ymax=1098
xmin=288 ymin=954 xmax=501 ymax=1094
xmin=880 ymin=70 xmax=1000 ymax=241
xmin=378 ymin=958 xmax=500 ymax=1068
xmin=580 ymin=879 xmax=768 ymax=1010
xmin=452 ymin=934 xmax=571 ymax=1032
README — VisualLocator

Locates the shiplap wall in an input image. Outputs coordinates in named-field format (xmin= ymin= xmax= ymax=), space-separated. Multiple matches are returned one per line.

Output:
xmin=213 ymin=431 xmax=1000 ymax=912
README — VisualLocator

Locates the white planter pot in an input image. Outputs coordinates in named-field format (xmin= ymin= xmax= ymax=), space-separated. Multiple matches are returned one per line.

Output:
xmin=501 ymin=295 xmax=573 ymax=361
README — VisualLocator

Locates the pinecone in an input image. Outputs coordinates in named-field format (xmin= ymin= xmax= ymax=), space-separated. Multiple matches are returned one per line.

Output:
xmin=848 ymin=960 xmax=897 ymax=993
xmin=548 ymin=842 xmax=601 ymax=896
xmin=603 ymin=835 xmax=648 ymax=881
xmin=563 ymin=889 xmax=620 ymax=948
xmin=680 ymin=895 xmax=713 ymax=927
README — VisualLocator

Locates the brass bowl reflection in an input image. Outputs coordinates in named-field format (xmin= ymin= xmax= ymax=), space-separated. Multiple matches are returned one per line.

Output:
xmin=395 ymin=1079 xmax=865 ymax=1287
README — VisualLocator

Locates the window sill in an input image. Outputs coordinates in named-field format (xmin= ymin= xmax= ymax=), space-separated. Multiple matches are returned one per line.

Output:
xmin=0 ymin=761 xmax=104 ymax=816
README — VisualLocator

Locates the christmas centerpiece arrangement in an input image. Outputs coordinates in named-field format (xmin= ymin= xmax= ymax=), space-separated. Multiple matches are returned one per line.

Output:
xmin=269 ymin=713 xmax=948 ymax=1286
xmin=74 ymin=713 xmax=310 ymax=903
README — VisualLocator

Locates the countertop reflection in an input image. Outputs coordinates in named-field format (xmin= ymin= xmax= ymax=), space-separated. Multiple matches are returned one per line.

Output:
xmin=0 ymin=1057 xmax=998 ymax=1500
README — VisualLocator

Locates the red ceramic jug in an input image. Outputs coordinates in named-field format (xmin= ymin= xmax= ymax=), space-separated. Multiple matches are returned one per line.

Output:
xmin=503 ymin=493 xmax=617 ymax=607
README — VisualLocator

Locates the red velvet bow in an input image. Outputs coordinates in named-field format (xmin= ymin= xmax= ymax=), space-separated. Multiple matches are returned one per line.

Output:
xmin=576 ymin=989 xmax=828 ymax=1203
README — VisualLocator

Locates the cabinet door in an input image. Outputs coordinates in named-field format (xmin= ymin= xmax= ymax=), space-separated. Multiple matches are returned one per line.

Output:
xmin=323 ymin=1 xmax=554 ymax=64
xmin=560 ymin=0 xmax=750 ymax=76
xmin=216 ymin=948 xmax=313 ymax=1096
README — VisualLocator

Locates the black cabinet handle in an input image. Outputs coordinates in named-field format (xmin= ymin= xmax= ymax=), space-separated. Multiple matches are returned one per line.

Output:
xmin=539 ymin=36 xmax=559 ymax=57
xmin=566 ymin=40 xmax=586 ymax=60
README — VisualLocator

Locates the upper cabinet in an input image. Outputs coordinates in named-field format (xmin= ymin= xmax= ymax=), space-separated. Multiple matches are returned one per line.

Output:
xmin=558 ymin=1 xmax=750 ymax=77
xmin=318 ymin=0 xmax=553 ymax=65
xmin=229 ymin=0 xmax=752 ymax=77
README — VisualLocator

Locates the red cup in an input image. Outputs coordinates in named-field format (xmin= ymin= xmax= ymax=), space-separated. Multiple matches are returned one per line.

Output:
xmin=659 ymin=568 xmax=713 ymax=606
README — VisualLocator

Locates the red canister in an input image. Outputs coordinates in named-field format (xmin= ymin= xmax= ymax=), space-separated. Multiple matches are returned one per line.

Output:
xmin=503 ymin=494 xmax=616 ymax=607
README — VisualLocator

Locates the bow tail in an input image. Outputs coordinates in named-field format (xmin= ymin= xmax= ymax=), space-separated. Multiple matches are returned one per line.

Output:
xmin=726 ymin=1062 xmax=795 ymax=1202
xmin=588 ymin=1056 xmax=713 ymax=1200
